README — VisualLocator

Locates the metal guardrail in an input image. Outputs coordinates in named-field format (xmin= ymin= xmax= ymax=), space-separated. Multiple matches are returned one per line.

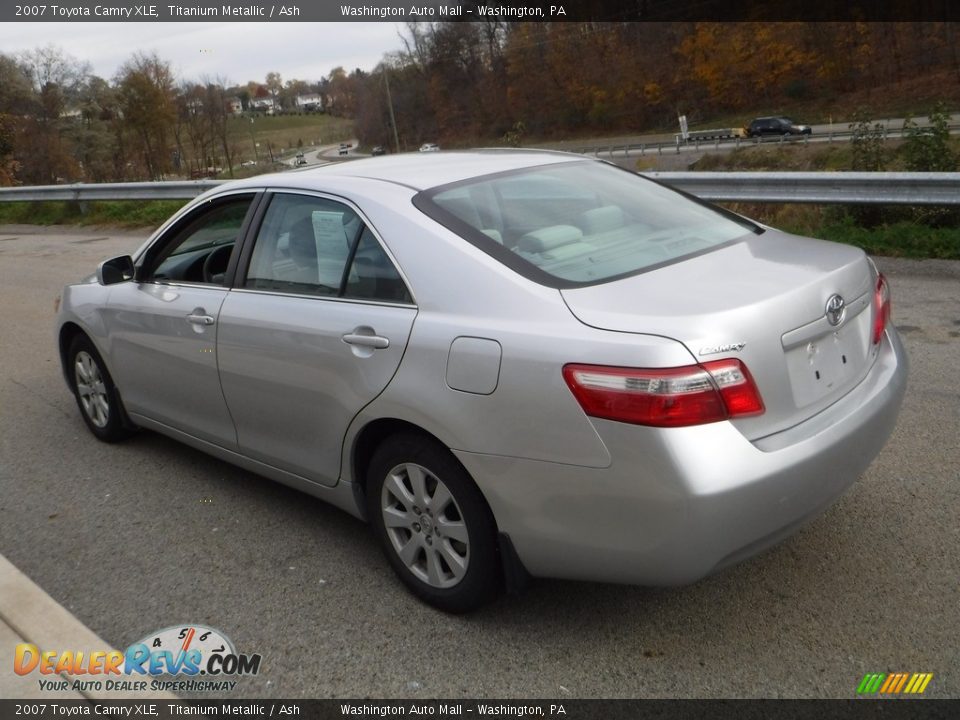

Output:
xmin=0 ymin=180 xmax=222 ymax=203
xmin=644 ymin=172 xmax=960 ymax=205
xmin=0 ymin=173 xmax=958 ymax=206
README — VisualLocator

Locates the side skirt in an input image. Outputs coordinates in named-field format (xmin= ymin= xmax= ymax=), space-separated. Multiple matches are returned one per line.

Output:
xmin=128 ymin=413 xmax=366 ymax=521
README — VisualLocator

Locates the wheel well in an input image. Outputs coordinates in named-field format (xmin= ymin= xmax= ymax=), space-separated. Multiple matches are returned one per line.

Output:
xmin=352 ymin=418 xmax=443 ymax=497
xmin=58 ymin=322 xmax=85 ymax=389
xmin=351 ymin=418 xmax=496 ymax=523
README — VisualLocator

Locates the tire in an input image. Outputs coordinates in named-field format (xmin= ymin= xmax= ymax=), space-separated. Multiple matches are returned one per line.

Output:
xmin=367 ymin=433 xmax=501 ymax=613
xmin=68 ymin=334 xmax=135 ymax=443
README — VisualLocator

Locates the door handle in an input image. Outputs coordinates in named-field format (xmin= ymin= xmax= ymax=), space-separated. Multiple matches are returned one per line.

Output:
xmin=186 ymin=313 xmax=215 ymax=326
xmin=342 ymin=332 xmax=389 ymax=349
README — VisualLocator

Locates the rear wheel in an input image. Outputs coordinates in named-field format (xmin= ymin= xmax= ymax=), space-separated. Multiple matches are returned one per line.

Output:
xmin=367 ymin=433 xmax=500 ymax=613
xmin=68 ymin=334 xmax=134 ymax=443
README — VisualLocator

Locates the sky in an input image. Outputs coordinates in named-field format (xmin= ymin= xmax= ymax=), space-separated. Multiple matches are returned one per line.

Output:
xmin=0 ymin=22 xmax=407 ymax=85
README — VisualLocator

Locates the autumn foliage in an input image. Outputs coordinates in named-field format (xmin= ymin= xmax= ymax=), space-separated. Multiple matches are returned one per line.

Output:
xmin=1 ymin=22 xmax=958 ymax=186
xmin=349 ymin=21 xmax=960 ymax=149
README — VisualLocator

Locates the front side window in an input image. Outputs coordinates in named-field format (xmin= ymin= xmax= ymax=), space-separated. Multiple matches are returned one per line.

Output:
xmin=244 ymin=193 xmax=411 ymax=303
xmin=414 ymin=160 xmax=758 ymax=288
xmin=149 ymin=196 xmax=254 ymax=285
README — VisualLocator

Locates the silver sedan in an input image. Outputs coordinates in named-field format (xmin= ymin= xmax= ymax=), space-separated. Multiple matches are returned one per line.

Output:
xmin=56 ymin=151 xmax=907 ymax=612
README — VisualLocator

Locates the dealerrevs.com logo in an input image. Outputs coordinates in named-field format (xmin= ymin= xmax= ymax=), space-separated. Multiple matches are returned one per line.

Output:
xmin=14 ymin=624 xmax=262 ymax=693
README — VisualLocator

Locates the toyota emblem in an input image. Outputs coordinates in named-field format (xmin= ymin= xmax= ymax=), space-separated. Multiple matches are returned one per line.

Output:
xmin=825 ymin=294 xmax=846 ymax=326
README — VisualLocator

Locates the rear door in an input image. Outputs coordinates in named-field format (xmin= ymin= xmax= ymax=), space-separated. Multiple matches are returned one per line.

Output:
xmin=216 ymin=191 xmax=417 ymax=487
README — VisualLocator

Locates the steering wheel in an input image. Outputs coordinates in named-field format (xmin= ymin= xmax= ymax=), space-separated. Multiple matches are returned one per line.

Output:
xmin=202 ymin=244 xmax=233 ymax=284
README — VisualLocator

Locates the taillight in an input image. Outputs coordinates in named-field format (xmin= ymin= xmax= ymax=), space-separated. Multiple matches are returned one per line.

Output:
xmin=562 ymin=359 xmax=764 ymax=428
xmin=872 ymin=273 xmax=891 ymax=345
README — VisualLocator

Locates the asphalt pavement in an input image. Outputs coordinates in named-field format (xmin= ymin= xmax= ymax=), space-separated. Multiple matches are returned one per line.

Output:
xmin=0 ymin=225 xmax=957 ymax=699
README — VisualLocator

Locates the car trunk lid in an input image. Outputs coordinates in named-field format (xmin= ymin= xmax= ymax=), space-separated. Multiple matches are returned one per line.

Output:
xmin=559 ymin=230 xmax=881 ymax=440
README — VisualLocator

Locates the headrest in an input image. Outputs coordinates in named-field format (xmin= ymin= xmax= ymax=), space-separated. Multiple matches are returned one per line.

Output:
xmin=518 ymin=225 xmax=583 ymax=253
xmin=579 ymin=205 xmax=624 ymax=235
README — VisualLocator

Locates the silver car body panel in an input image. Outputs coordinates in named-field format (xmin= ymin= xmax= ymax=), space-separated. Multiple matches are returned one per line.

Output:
xmin=57 ymin=151 xmax=909 ymax=587
xmin=454 ymin=327 xmax=906 ymax=584
xmin=105 ymin=282 xmax=237 ymax=448
xmin=217 ymin=289 xmax=416 ymax=487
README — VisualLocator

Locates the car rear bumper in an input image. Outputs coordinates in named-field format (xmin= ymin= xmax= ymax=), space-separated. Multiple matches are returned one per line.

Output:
xmin=454 ymin=327 xmax=907 ymax=586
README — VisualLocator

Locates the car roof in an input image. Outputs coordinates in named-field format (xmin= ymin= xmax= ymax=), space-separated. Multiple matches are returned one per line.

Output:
xmin=221 ymin=149 xmax=582 ymax=193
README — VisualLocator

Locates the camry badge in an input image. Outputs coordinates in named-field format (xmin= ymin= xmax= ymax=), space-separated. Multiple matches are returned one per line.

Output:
xmin=825 ymin=294 xmax=846 ymax=326
xmin=699 ymin=342 xmax=746 ymax=356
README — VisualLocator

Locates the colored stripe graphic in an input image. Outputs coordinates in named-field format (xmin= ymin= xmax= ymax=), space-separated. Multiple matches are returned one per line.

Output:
xmin=904 ymin=673 xmax=934 ymax=694
xmin=857 ymin=674 xmax=885 ymax=693
xmin=857 ymin=672 xmax=933 ymax=694
xmin=879 ymin=674 xmax=894 ymax=693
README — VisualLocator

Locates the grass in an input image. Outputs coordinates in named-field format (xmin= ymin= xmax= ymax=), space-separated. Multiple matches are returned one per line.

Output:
xmin=0 ymin=200 xmax=188 ymax=228
xmin=816 ymin=218 xmax=960 ymax=259
xmin=722 ymin=202 xmax=960 ymax=260
xmin=227 ymin=113 xmax=354 ymax=165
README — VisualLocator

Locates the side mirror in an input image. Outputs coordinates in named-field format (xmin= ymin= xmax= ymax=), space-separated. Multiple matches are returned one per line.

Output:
xmin=97 ymin=255 xmax=135 ymax=285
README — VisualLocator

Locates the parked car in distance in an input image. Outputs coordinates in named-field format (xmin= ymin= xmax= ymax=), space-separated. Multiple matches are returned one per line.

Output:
xmin=338 ymin=143 xmax=349 ymax=156
xmin=419 ymin=143 xmax=440 ymax=152
xmin=371 ymin=145 xmax=387 ymax=156
xmin=747 ymin=117 xmax=812 ymax=137
xmin=295 ymin=152 xmax=307 ymax=166
xmin=57 ymin=151 xmax=906 ymax=613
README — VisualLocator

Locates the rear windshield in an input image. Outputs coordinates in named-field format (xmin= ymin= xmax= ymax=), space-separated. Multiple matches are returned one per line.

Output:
xmin=413 ymin=160 xmax=758 ymax=288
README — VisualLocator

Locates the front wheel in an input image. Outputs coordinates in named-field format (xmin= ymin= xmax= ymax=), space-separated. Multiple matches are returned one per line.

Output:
xmin=68 ymin=334 xmax=134 ymax=442
xmin=367 ymin=434 xmax=500 ymax=613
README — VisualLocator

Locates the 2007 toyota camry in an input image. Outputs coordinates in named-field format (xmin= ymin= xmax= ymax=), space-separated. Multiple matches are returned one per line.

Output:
xmin=56 ymin=151 xmax=907 ymax=612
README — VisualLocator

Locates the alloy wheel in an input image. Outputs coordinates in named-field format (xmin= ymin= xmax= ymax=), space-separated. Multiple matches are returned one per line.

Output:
xmin=74 ymin=350 xmax=110 ymax=428
xmin=380 ymin=462 xmax=470 ymax=589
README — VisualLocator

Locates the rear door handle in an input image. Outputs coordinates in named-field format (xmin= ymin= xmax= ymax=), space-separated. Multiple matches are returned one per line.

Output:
xmin=342 ymin=332 xmax=389 ymax=349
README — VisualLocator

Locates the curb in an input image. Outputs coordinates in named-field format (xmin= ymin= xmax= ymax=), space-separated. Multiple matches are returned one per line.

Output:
xmin=0 ymin=554 xmax=176 ymax=701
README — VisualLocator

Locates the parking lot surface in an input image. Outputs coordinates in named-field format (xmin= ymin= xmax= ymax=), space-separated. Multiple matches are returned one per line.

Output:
xmin=0 ymin=225 xmax=957 ymax=698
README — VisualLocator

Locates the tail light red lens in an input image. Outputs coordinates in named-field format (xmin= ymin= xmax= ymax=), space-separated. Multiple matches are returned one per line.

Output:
xmin=562 ymin=359 xmax=764 ymax=428
xmin=872 ymin=273 xmax=891 ymax=345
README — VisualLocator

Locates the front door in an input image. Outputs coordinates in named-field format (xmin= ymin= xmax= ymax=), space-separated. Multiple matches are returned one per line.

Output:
xmin=105 ymin=194 xmax=257 ymax=448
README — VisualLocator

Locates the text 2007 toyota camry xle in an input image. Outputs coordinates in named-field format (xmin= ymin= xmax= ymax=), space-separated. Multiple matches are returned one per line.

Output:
xmin=56 ymin=151 xmax=907 ymax=612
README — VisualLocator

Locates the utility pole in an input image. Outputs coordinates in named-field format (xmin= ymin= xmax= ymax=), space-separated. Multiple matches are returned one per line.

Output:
xmin=383 ymin=68 xmax=401 ymax=153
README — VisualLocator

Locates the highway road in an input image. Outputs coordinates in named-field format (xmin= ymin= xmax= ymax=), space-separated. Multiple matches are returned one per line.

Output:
xmin=570 ymin=113 xmax=960 ymax=164
xmin=0 ymin=225 xmax=957 ymax=698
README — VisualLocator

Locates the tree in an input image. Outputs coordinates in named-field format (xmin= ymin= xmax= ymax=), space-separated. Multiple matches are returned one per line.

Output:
xmin=0 ymin=53 xmax=32 ymax=114
xmin=902 ymin=103 xmax=957 ymax=172
xmin=116 ymin=53 xmax=177 ymax=179
xmin=0 ymin=113 xmax=19 ymax=186
xmin=848 ymin=109 xmax=886 ymax=226
xmin=265 ymin=71 xmax=283 ymax=110
xmin=326 ymin=67 xmax=357 ymax=117
xmin=67 ymin=75 xmax=121 ymax=182
xmin=849 ymin=110 xmax=886 ymax=171
xmin=0 ymin=53 xmax=32 ymax=185
xmin=203 ymin=79 xmax=236 ymax=177
xmin=14 ymin=46 xmax=89 ymax=183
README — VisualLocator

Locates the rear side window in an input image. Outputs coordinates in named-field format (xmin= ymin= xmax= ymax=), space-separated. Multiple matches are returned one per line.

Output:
xmin=414 ymin=160 xmax=758 ymax=288
xmin=243 ymin=193 xmax=411 ymax=303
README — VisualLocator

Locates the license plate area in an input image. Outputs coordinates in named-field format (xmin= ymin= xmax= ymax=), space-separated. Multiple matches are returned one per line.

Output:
xmin=784 ymin=309 xmax=871 ymax=408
